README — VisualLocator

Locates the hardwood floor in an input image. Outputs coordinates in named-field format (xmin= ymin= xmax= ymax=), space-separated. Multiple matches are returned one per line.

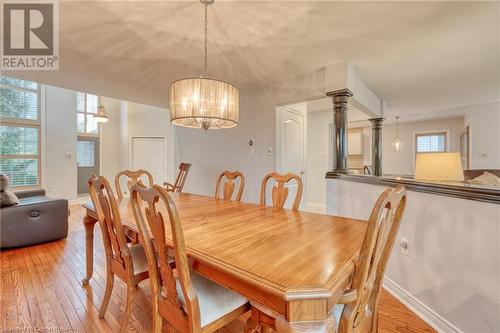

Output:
xmin=0 ymin=204 xmax=436 ymax=333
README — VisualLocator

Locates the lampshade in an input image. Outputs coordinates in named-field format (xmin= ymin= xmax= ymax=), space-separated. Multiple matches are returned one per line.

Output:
xmin=415 ymin=152 xmax=464 ymax=181
xmin=170 ymin=78 xmax=239 ymax=130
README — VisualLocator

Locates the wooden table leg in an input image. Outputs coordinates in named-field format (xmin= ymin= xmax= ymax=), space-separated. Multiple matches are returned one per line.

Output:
xmin=81 ymin=213 xmax=98 ymax=285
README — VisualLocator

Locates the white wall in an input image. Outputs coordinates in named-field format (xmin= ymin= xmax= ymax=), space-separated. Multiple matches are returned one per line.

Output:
xmin=327 ymin=179 xmax=500 ymax=333
xmin=42 ymin=85 xmax=173 ymax=200
xmin=380 ymin=117 xmax=464 ymax=176
xmin=306 ymin=110 xmax=330 ymax=206
xmin=43 ymin=86 xmax=78 ymax=200
xmin=100 ymin=97 xmax=126 ymax=182
xmin=175 ymin=88 xmax=276 ymax=203
xmin=463 ymin=102 xmax=500 ymax=169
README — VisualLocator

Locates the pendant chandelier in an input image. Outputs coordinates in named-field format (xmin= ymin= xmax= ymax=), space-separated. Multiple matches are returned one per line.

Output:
xmin=169 ymin=0 xmax=239 ymax=131
xmin=95 ymin=96 xmax=109 ymax=123
xmin=391 ymin=116 xmax=404 ymax=152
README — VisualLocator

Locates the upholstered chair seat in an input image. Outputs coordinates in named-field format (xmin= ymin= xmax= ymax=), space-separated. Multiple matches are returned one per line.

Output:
xmin=331 ymin=304 xmax=345 ymax=329
xmin=128 ymin=243 xmax=149 ymax=275
xmin=129 ymin=243 xmax=173 ymax=275
xmin=175 ymin=272 xmax=248 ymax=328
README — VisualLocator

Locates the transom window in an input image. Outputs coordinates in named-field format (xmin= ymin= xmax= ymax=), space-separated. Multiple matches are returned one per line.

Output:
xmin=0 ymin=76 xmax=41 ymax=187
xmin=77 ymin=92 xmax=99 ymax=135
xmin=415 ymin=132 xmax=447 ymax=154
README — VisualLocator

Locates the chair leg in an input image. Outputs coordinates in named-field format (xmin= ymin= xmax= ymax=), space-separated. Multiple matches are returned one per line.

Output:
xmin=151 ymin=298 xmax=162 ymax=333
xmin=99 ymin=272 xmax=114 ymax=319
xmin=120 ymin=284 xmax=135 ymax=333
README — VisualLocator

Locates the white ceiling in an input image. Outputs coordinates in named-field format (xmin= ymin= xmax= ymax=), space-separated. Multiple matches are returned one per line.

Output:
xmin=5 ymin=1 xmax=499 ymax=117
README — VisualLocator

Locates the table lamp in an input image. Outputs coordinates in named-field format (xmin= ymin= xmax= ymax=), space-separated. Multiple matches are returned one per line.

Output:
xmin=415 ymin=152 xmax=464 ymax=181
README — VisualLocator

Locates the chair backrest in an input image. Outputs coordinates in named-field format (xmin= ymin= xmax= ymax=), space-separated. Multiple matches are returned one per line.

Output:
xmin=260 ymin=172 xmax=303 ymax=211
xmin=339 ymin=185 xmax=407 ymax=332
xmin=88 ymin=175 xmax=133 ymax=275
xmin=173 ymin=163 xmax=192 ymax=193
xmin=130 ymin=183 xmax=200 ymax=332
xmin=215 ymin=171 xmax=245 ymax=201
xmin=115 ymin=169 xmax=154 ymax=199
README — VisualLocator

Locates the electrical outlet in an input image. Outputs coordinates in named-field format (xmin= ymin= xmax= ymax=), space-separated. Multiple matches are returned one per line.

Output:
xmin=400 ymin=238 xmax=410 ymax=257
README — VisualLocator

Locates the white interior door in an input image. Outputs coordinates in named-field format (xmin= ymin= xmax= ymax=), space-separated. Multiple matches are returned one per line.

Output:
xmin=132 ymin=137 xmax=166 ymax=185
xmin=277 ymin=108 xmax=306 ymax=209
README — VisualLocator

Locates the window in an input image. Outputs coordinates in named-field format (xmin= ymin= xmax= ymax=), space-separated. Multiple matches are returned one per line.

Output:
xmin=415 ymin=132 xmax=447 ymax=154
xmin=77 ymin=141 xmax=95 ymax=167
xmin=77 ymin=92 xmax=99 ymax=135
xmin=0 ymin=76 xmax=41 ymax=187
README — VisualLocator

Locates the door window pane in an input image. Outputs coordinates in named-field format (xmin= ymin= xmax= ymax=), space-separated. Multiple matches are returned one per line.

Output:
xmin=77 ymin=141 xmax=95 ymax=167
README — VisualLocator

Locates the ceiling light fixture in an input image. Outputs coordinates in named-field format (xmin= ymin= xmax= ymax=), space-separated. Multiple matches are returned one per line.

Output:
xmin=391 ymin=116 xmax=404 ymax=152
xmin=94 ymin=96 xmax=109 ymax=123
xmin=169 ymin=0 xmax=239 ymax=131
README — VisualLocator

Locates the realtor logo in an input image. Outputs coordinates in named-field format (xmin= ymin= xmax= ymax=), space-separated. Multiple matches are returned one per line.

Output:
xmin=1 ymin=0 xmax=59 ymax=70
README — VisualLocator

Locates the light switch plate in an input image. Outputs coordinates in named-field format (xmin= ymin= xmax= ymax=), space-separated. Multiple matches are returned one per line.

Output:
xmin=400 ymin=238 xmax=410 ymax=257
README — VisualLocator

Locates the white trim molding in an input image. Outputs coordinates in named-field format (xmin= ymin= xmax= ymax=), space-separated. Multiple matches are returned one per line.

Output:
xmin=383 ymin=277 xmax=463 ymax=333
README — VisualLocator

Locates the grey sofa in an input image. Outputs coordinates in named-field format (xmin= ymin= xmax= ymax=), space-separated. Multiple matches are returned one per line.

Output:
xmin=0 ymin=189 xmax=69 ymax=249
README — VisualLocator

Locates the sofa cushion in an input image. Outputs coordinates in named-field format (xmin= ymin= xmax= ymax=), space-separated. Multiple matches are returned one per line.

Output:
xmin=0 ymin=189 xmax=19 ymax=207
xmin=0 ymin=173 xmax=19 ymax=207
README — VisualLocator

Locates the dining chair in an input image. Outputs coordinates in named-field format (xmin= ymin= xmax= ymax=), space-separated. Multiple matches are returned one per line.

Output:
xmin=260 ymin=172 xmax=303 ymax=211
xmin=215 ymin=171 xmax=245 ymax=201
xmin=250 ymin=185 xmax=407 ymax=333
xmin=88 ymin=175 xmax=150 ymax=333
xmin=130 ymin=183 xmax=250 ymax=333
xmin=115 ymin=169 xmax=154 ymax=200
xmin=164 ymin=162 xmax=192 ymax=193
xmin=336 ymin=185 xmax=407 ymax=333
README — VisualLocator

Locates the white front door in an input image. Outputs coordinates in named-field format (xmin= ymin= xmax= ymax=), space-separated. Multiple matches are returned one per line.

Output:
xmin=276 ymin=108 xmax=306 ymax=209
xmin=132 ymin=137 xmax=166 ymax=185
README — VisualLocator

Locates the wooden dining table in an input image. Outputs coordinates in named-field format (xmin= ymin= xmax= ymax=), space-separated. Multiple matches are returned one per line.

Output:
xmin=81 ymin=192 xmax=367 ymax=332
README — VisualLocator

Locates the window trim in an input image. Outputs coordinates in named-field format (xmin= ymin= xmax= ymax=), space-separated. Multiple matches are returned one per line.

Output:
xmin=77 ymin=92 xmax=100 ymax=137
xmin=0 ymin=79 xmax=42 ymax=188
xmin=415 ymin=131 xmax=448 ymax=154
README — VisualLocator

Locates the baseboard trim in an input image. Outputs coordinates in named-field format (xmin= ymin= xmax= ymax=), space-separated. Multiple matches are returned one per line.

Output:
xmin=383 ymin=277 xmax=463 ymax=333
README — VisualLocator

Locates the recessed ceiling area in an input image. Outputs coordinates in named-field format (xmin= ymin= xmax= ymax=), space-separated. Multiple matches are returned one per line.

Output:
xmin=5 ymin=1 xmax=499 ymax=118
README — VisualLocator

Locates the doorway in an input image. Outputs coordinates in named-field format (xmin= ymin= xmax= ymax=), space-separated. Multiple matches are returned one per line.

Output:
xmin=276 ymin=106 xmax=306 ymax=210
xmin=77 ymin=136 xmax=100 ymax=194
xmin=131 ymin=137 xmax=166 ymax=185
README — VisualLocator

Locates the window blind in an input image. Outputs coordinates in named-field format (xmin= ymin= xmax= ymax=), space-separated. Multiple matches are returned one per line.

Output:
xmin=0 ymin=76 xmax=40 ymax=187
xmin=416 ymin=134 xmax=446 ymax=153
